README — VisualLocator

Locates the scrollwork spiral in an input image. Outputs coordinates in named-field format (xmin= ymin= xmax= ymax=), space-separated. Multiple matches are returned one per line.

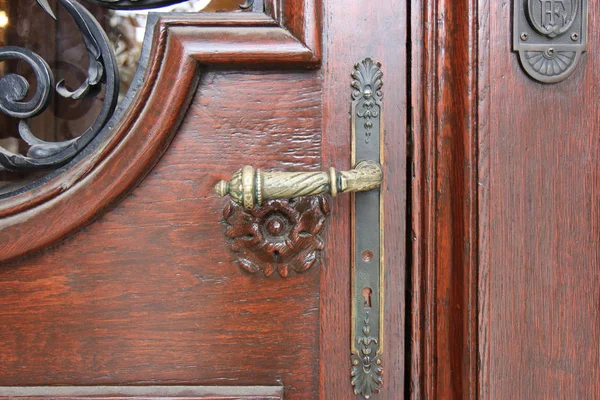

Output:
xmin=1 ymin=0 xmax=255 ymax=174
xmin=82 ymin=0 xmax=256 ymax=10
xmin=0 ymin=48 xmax=54 ymax=121
xmin=81 ymin=0 xmax=196 ymax=9
xmin=0 ymin=0 xmax=119 ymax=172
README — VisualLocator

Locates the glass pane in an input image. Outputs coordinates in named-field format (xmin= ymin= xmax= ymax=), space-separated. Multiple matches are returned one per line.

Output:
xmin=0 ymin=0 xmax=247 ymax=194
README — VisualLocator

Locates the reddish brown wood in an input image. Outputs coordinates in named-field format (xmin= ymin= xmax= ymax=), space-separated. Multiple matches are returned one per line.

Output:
xmin=0 ymin=1 xmax=408 ymax=398
xmin=410 ymin=0 xmax=479 ymax=398
xmin=413 ymin=0 xmax=600 ymax=399
xmin=0 ymin=69 xmax=322 ymax=399
xmin=0 ymin=5 xmax=321 ymax=263
xmin=0 ymin=2 xmax=327 ymax=398
xmin=223 ymin=196 xmax=330 ymax=278
xmin=479 ymin=2 xmax=600 ymax=399
xmin=0 ymin=385 xmax=283 ymax=399
xmin=0 ymin=397 xmax=275 ymax=400
xmin=476 ymin=0 xmax=491 ymax=398
xmin=320 ymin=0 xmax=407 ymax=398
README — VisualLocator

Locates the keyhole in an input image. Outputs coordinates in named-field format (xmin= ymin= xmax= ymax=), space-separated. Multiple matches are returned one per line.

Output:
xmin=362 ymin=287 xmax=372 ymax=307
xmin=272 ymin=250 xmax=280 ymax=262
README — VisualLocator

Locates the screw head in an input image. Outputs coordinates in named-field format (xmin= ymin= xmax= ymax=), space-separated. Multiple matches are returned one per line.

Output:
xmin=520 ymin=32 xmax=529 ymax=41
xmin=571 ymin=32 xmax=579 ymax=41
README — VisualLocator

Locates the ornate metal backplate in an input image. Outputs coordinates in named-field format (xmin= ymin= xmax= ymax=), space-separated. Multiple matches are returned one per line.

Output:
xmin=350 ymin=58 xmax=384 ymax=398
xmin=513 ymin=0 xmax=588 ymax=83
xmin=216 ymin=58 xmax=385 ymax=398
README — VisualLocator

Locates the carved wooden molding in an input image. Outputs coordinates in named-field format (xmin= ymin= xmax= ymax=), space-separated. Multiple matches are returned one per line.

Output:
xmin=410 ymin=0 xmax=481 ymax=398
xmin=0 ymin=386 xmax=283 ymax=399
xmin=0 ymin=0 xmax=322 ymax=263
xmin=222 ymin=195 xmax=330 ymax=278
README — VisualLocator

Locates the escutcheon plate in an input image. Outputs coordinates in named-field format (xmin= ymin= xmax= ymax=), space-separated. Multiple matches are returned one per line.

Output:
xmin=350 ymin=58 xmax=384 ymax=399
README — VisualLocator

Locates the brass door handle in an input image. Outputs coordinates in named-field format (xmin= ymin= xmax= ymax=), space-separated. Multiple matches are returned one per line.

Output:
xmin=215 ymin=58 xmax=386 ymax=398
xmin=214 ymin=160 xmax=383 ymax=209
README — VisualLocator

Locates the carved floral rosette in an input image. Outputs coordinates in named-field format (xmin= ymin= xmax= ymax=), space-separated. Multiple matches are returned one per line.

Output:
xmin=222 ymin=195 xmax=330 ymax=277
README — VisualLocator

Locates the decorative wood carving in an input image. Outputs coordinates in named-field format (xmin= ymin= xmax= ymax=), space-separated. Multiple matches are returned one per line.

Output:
xmin=222 ymin=195 xmax=330 ymax=278
xmin=0 ymin=0 xmax=321 ymax=263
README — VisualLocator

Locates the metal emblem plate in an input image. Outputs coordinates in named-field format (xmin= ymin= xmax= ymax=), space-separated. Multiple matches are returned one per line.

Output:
xmin=513 ymin=0 xmax=588 ymax=83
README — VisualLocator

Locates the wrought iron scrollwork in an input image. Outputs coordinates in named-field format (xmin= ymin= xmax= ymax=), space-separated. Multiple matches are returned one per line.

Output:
xmin=239 ymin=0 xmax=255 ymax=10
xmin=80 ymin=0 xmax=197 ymax=10
xmin=0 ymin=0 xmax=258 ymax=174
xmin=82 ymin=0 xmax=257 ymax=11
xmin=0 ymin=0 xmax=119 ymax=172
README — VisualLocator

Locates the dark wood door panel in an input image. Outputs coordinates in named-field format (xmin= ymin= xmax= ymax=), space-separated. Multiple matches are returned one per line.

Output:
xmin=0 ymin=8 xmax=320 ymax=263
xmin=411 ymin=0 xmax=600 ymax=398
xmin=0 ymin=0 xmax=408 ymax=398
xmin=0 ymin=70 xmax=321 ymax=399
xmin=482 ymin=2 xmax=600 ymax=398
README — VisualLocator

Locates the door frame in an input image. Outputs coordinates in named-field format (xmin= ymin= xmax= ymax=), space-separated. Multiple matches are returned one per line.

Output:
xmin=410 ymin=0 xmax=484 ymax=397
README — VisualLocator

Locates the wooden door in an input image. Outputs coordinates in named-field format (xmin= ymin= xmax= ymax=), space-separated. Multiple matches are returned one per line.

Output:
xmin=9 ymin=0 xmax=596 ymax=398
xmin=411 ymin=0 xmax=600 ymax=398
xmin=0 ymin=0 xmax=406 ymax=399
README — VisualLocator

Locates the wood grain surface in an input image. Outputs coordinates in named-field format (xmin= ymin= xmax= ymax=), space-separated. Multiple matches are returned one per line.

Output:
xmin=0 ymin=0 xmax=408 ymax=398
xmin=410 ymin=0 xmax=479 ymax=397
xmin=0 ymin=385 xmax=283 ymax=399
xmin=320 ymin=0 xmax=407 ymax=398
xmin=411 ymin=0 xmax=600 ymax=399
xmin=480 ymin=2 xmax=600 ymax=399
xmin=0 ymin=4 xmax=320 ymax=263
xmin=0 ymin=71 xmax=322 ymax=400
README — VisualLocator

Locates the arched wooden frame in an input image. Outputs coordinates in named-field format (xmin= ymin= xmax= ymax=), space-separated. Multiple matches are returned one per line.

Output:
xmin=0 ymin=0 xmax=322 ymax=263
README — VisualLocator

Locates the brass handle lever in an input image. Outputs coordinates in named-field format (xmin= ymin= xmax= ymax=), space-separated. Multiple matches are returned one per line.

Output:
xmin=214 ymin=160 xmax=383 ymax=209
xmin=215 ymin=59 xmax=386 ymax=398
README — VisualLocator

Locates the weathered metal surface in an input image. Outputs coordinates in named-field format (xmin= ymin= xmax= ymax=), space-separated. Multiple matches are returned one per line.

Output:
xmin=0 ymin=0 xmax=119 ymax=172
xmin=350 ymin=57 xmax=384 ymax=399
xmin=215 ymin=161 xmax=382 ymax=210
xmin=513 ymin=0 xmax=588 ymax=83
